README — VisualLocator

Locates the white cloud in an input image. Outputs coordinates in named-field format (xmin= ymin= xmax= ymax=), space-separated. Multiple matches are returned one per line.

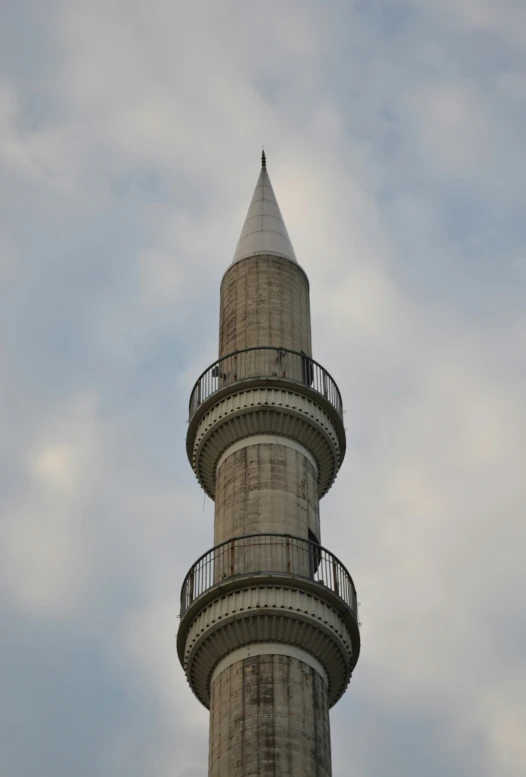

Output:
xmin=30 ymin=442 xmax=82 ymax=490
xmin=1 ymin=394 xmax=100 ymax=615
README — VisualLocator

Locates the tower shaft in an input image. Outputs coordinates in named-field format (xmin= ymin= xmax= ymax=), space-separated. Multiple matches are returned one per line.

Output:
xmin=209 ymin=652 xmax=331 ymax=777
xmin=211 ymin=255 xmax=326 ymax=776
xmin=219 ymin=253 xmax=312 ymax=357
xmin=178 ymin=160 xmax=360 ymax=777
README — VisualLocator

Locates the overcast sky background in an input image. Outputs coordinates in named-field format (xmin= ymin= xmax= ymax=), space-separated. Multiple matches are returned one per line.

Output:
xmin=1 ymin=1 xmax=526 ymax=776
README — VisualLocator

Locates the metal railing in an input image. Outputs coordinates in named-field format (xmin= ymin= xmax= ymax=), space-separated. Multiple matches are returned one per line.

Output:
xmin=180 ymin=533 xmax=357 ymax=617
xmin=188 ymin=347 xmax=343 ymax=420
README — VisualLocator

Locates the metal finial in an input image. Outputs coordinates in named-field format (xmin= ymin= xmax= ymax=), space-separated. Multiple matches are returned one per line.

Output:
xmin=261 ymin=149 xmax=266 ymax=168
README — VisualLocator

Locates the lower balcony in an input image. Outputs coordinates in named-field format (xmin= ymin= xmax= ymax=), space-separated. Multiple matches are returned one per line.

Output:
xmin=177 ymin=533 xmax=360 ymax=708
xmin=180 ymin=532 xmax=358 ymax=618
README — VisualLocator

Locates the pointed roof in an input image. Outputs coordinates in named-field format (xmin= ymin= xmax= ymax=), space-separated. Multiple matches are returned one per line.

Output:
xmin=231 ymin=154 xmax=298 ymax=267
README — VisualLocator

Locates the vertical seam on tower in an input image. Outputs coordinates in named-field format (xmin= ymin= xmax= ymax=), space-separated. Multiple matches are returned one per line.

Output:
xmin=326 ymin=675 xmax=332 ymax=774
xmin=272 ymin=655 xmax=277 ymax=777
xmin=255 ymin=256 xmax=258 ymax=348
xmin=241 ymin=261 xmax=245 ymax=352
xmin=279 ymin=257 xmax=283 ymax=348
xmin=268 ymin=256 xmax=272 ymax=348
xmin=241 ymin=660 xmax=245 ymax=773
xmin=244 ymin=446 xmax=248 ymax=535
xmin=257 ymin=444 xmax=261 ymax=533
xmin=289 ymin=263 xmax=294 ymax=351
xmin=228 ymin=661 xmax=232 ymax=770
xmin=256 ymin=655 xmax=261 ymax=775
xmin=270 ymin=443 xmax=274 ymax=536
xmin=312 ymin=667 xmax=319 ymax=777
xmin=287 ymin=657 xmax=292 ymax=774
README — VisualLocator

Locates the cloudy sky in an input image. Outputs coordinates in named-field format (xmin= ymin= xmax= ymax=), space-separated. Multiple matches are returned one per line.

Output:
xmin=1 ymin=1 xmax=526 ymax=775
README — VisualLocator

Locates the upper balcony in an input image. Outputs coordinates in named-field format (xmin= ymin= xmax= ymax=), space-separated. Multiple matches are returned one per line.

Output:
xmin=186 ymin=347 xmax=347 ymax=499
xmin=189 ymin=347 xmax=343 ymax=422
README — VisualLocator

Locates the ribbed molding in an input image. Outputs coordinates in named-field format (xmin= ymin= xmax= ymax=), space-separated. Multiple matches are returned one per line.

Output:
xmin=177 ymin=581 xmax=359 ymax=709
xmin=187 ymin=386 xmax=345 ymax=499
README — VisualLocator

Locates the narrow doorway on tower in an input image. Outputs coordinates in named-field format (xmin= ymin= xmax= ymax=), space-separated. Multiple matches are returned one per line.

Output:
xmin=308 ymin=529 xmax=321 ymax=578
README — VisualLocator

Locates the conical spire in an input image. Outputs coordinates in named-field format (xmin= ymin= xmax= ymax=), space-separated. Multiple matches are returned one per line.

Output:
xmin=231 ymin=154 xmax=298 ymax=267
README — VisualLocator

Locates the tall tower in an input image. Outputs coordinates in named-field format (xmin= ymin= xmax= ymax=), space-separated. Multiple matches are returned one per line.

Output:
xmin=178 ymin=153 xmax=360 ymax=776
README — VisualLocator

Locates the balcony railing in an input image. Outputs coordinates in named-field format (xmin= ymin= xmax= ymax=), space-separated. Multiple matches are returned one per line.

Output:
xmin=180 ymin=533 xmax=357 ymax=617
xmin=188 ymin=347 xmax=343 ymax=421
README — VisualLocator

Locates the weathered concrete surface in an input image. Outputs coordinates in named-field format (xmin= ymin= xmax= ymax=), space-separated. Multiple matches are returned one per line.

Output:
xmin=214 ymin=442 xmax=320 ymax=545
xmin=209 ymin=654 xmax=331 ymax=777
xmin=219 ymin=255 xmax=312 ymax=357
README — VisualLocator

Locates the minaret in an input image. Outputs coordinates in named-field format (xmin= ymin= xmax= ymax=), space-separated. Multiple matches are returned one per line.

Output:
xmin=178 ymin=154 xmax=360 ymax=776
